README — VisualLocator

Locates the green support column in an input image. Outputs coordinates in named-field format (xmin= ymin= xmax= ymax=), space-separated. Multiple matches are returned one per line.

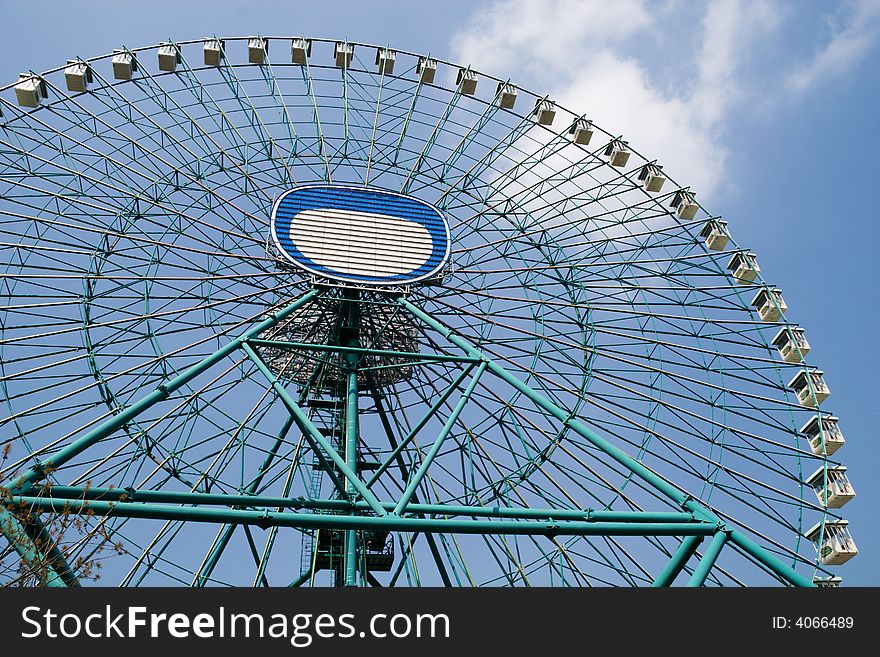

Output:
xmin=341 ymin=289 xmax=361 ymax=587
xmin=686 ymin=530 xmax=728 ymax=587
xmin=0 ymin=507 xmax=68 ymax=587
xmin=651 ymin=535 xmax=703 ymax=587
xmin=343 ymin=357 xmax=359 ymax=587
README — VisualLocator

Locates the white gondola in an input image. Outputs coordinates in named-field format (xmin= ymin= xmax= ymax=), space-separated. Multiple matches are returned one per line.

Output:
xmin=789 ymin=369 xmax=830 ymax=407
xmin=727 ymin=251 xmax=760 ymax=284
xmin=751 ymin=287 xmax=787 ymax=322
xmin=417 ymin=57 xmax=436 ymax=84
xmin=248 ymin=37 xmax=268 ymax=65
xmin=291 ymin=38 xmax=311 ymax=65
xmin=700 ymin=218 xmax=729 ymax=251
xmin=800 ymin=415 xmax=844 ymax=456
xmin=335 ymin=42 xmax=353 ymax=68
xmin=64 ymin=60 xmax=93 ymax=92
xmin=772 ymin=326 xmax=810 ymax=363
xmin=112 ymin=50 xmax=137 ymax=81
xmin=376 ymin=48 xmax=395 ymax=74
xmin=638 ymin=164 xmax=666 ymax=193
xmin=671 ymin=189 xmax=699 ymax=220
xmin=456 ymin=68 xmax=477 ymax=95
xmin=496 ymin=82 xmax=517 ymax=109
xmin=813 ymin=576 xmax=843 ymax=587
xmin=157 ymin=43 xmax=180 ymax=72
xmin=14 ymin=73 xmax=46 ymax=108
xmin=805 ymin=466 xmax=855 ymax=509
xmin=533 ymin=99 xmax=556 ymax=126
xmin=569 ymin=118 xmax=593 ymax=145
xmin=204 ymin=39 xmax=224 ymax=66
xmin=805 ymin=520 xmax=858 ymax=566
xmin=604 ymin=140 xmax=630 ymax=167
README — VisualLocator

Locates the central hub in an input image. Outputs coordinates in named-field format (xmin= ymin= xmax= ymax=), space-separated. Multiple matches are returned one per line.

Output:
xmin=270 ymin=184 xmax=450 ymax=285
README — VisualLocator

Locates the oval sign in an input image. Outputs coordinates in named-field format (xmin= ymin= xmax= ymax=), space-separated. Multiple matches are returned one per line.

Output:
xmin=270 ymin=185 xmax=450 ymax=285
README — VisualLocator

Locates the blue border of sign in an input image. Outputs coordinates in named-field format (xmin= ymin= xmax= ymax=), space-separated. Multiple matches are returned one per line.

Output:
xmin=269 ymin=184 xmax=451 ymax=284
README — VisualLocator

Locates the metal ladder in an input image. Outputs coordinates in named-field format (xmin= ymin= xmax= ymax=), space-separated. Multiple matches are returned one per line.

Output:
xmin=298 ymin=396 xmax=344 ymax=582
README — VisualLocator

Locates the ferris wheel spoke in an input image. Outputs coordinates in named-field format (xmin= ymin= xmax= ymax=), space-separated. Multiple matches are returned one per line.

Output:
xmin=30 ymin=79 xmax=275 ymax=238
xmin=173 ymin=50 xmax=286 ymax=198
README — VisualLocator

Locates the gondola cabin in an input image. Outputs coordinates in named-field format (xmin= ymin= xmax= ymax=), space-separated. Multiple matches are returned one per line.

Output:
xmin=497 ymin=83 xmax=517 ymax=109
xmin=569 ymin=118 xmax=593 ymax=145
xmin=800 ymin=415 xmax=844 ymax=456
xmin=813 ymin=576 xmax=843 ymax=587
xmin=751 ymin=287 xmax=787 ymax=322
xmin=14 ymin=74 xmax=46 ymax=108
xmin=671 ymin=190 xmax=698 ymax=220
xmin=204 ymin=39 xmax=224 ymax=66
xmin=805 ymin=466 xmax=855 ymax=509
xmin=456 ymin=68 xmax=478 ymax=95
xmin=334 ymin=42 xmax=354 ymax=67
xmin=248 ymin=37 xmax=268 ymax=65
xmin=605 ymin=140 xmax=630 ymax=167
xmin=64 ymin=60 xmax=92 ymax=92
xmin=638 ymin=164 xmax=666 ymax=193
xmin=112 ymin=51 xmax=137 ymax=80
xmin=291 ymin=38 xmax=311 ymax=65
xmin=376 ymin=48 xmax=395 ymax=75
xmin=727 ymin=251 xmax=760 ymax=284
xmin=789 ymin=369 xmax=830 ymax=407
xmin=533 ymin=99 xmax=556 ymax=125
xmin=806 ymin=520 xmax=857 ymax=566
xmin=772 ymin=327 xmax=810 ymax=363
xmin=417 ymin=57 xmax=437 ymax=83
xmin=700 ymin=219 xmax=729 ymax=251
xmin=157 ymin=43 xmax=180 ymax=72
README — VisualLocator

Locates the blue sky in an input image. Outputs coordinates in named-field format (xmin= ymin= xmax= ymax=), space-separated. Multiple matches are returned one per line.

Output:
xmin=0 ymin=0 xmax=877 ymax=585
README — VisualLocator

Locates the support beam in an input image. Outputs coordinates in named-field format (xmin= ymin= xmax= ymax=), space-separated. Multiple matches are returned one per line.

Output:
xmin=11 ymin=497 xmax=717 ymax=537
xmin=241 ymin=343 xmax=386 ymax=517
xmin=288 ymin=566 xmax=314 ymax=588
xmin=247 ymin=339 xmax=481 ymax=364
xmin=0 ymin=507 xmax=68 ymax=587
xmin=9 ymin=289 xmax=319 ymax=492
xmin=14 ymin=486 xmax=701 ymax=523
xmin=687 ymin=531 xmax=728 ymax=587
xmin=393 ymin=361 xmax=487 ymax=515
xmin=399 ymin=298 xmax=814 ymax=588
xmin=366 ymin=373 xmax=452 ymax=587
xmin=366 ymin=364 xmax=476 ymax=488
xmin=651 ymin=535 xmax=703 ymax=587
xmin=343 ymin=347 xmax=359 ymax=587
xmin=194 ymin=414 xmax=295 ymax=587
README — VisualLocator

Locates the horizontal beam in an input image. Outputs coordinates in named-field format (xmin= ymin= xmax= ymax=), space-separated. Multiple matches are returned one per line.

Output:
xmin=246 ymin=339 xmax=482 ymax=364
xmin=19 ymin=486 xmax=700 ymax=523
xmin=10 ymin=497 xmax=718 ymax=538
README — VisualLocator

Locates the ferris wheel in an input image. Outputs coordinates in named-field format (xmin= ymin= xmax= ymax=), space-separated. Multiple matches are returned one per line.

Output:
xmin=0 ymin=36 xmax=857 ymax=587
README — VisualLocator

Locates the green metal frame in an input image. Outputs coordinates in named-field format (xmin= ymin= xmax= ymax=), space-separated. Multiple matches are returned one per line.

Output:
xmin=1 ymin=288 xmax=813 ymax=587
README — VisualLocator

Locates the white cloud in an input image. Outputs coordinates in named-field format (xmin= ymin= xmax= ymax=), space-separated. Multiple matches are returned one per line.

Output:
xmin=785 ymin=0 xmax=880 ymax=94
xmin=451 ymin=0 xmax=781 ymax=200
xmin=454 ymin=0 xmax=651 ymax=80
